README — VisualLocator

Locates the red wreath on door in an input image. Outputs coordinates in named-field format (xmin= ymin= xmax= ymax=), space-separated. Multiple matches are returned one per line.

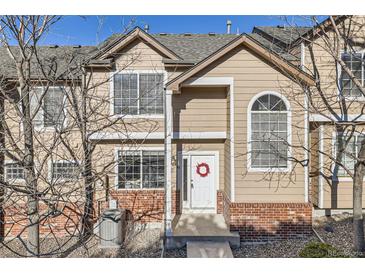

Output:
xmin=196 ymin=162 xmax=210 ymax=177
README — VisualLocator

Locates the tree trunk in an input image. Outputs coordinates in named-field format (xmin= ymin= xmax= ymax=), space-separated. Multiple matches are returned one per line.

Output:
xmin=353 ymin=143 xmax=365 ymax=252
xmin=0 ymin=93 xmax=4 ymax=240
xmin=80 ymin=70 xmax=94 ymax=238
xmin=19 ymin=64 xmax=40 ymax=257
xmin=81 ymin=144 xmax=94 ymax=238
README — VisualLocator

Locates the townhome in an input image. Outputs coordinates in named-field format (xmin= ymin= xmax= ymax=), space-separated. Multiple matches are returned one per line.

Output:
xmin=1 ymin=15 xmax=365 ymax=246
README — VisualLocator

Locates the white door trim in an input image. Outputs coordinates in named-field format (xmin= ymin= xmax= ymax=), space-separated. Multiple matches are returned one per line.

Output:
xmin=178 ymin=150 xmax=219 ymax=213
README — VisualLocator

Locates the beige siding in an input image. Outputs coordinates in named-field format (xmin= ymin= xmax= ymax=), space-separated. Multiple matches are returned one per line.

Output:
xmin=193 ymin=44 xmax=306 ymax=203
xmin=172 ymin=86 xmax=227 ymax=133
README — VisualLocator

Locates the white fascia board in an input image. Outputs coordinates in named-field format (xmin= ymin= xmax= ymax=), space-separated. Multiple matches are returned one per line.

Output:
xmin=89 ymin=132 xmax=164 ymax=140
xmin=310 ymin=114 xmax=365 ymax=122
xmin=89 ymin=131 xmax=227 ymax=140
xmin=183 ymin=77 xmax=234 ymax=86
xmin=172 ymin=131 xmax=226 ymax=139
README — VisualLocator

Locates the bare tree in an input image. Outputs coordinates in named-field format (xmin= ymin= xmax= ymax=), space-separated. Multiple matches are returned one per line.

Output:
xmin=0 ymin=15 xmax=169 ymax=257
xmin=0 ymin=16 xmax=63 ymax=256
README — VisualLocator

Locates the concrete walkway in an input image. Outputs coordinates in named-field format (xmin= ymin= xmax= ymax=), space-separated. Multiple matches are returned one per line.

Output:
xmin=187 ymin=241 xmax=233 ymax=258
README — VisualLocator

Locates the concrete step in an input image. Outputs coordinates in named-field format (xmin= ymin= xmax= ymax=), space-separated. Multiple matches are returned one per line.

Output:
xmin=187 ymin=241 xmax=233 ymax=258
xmin=165 ymin=231 xmax=240 ymax=249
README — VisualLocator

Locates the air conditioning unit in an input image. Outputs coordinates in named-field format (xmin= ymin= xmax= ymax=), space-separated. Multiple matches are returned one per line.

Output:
xmin=99 ymin=208 xmax=126 ymax=248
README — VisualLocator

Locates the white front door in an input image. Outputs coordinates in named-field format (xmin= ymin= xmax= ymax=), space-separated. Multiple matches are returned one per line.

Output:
xmin=190 ymin=154 xmax=216 ymax=209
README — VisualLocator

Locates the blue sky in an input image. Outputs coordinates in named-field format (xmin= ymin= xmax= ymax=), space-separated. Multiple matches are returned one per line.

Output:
xmin=41 ymin=15 xmax=324 ymax=46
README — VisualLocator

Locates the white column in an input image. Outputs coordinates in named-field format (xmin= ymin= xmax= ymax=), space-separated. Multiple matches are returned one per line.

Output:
xmin=164 ymin=89 xmax=173 ymax=236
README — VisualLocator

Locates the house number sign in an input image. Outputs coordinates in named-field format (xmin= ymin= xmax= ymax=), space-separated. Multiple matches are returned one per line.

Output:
xmin=196 ymin=162 xmax=210 ymax=177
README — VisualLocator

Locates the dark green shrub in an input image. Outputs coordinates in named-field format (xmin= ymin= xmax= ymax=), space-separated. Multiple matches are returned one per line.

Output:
xmin=299 ymin=242 xmax=348 ymax=258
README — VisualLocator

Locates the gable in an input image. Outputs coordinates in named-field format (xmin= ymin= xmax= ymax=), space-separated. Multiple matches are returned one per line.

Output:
xmin=195 ymin=44 xmax=300 ymax=84
xmin=113 ymin=39 xmax=167 ymax=71
xmin=167 ymin=36 xmax=315 ymax=92
xmin=94 ymin=28 xmax=181 ymax=61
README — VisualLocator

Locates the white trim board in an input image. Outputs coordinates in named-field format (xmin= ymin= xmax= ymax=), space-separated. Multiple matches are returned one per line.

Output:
xmin=89 ymin=131 xmax=227 ymax=140
xmin=114 ymin=146 xmax=165 ymax=191
xmin=246 ymin=90 xmax=292 ymax=173
xmin=109 ymin=69 xmax=168 ymax=118
xmin=181 ymin=76 xmax=235 ymax=202
xmin=310 ymin=114 xmax=365 ymax=122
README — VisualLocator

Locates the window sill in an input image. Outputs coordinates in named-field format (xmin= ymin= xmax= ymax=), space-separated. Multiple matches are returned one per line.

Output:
xmin=112 ymin=114 xmax=164 ymax=119
xmin=34 ymin=126 xmax=64 ymax=132
xmin=248 ymin=167 xmax=290 ymax=173
xmin=338 ymin=96 xmax=365 ymax=102
xmin=115 ymin=187 xmax=165 ymax=191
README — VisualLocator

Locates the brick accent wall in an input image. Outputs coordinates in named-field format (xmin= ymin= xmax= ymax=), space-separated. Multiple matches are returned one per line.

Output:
xmin=1 ymin=189 xmax=313 ymax=242
xmin=229 ymin=202 xmax=312 ymax=242
xmin=3 ymin=202 xmax=83 ymax=238
xmin=110 ymin=189 xmax=165 ymax=222
xmin=1 ymin=189 xmax=176 ymax=238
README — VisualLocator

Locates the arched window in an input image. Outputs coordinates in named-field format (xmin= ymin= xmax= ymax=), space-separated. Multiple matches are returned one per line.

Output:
xmin=249 ymin=93 xmax=289 ymax=169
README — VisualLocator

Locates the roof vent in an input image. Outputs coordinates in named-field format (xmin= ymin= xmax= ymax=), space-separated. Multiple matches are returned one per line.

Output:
xmin=184 ymin=33 xmax=192 ymax=36
xmin=73 ymin=45 xmax=82 ymax=48
xmin=208 ymin=32 xmax=216 ymax=36
xmin=159 ymin=32 xmax=167 ymax=36
xmin=226 ymin=20 xmax=232 ymax=34
xmin=144 ymin=24 xmax=150 ymax=33
xmin=49 ymin=44 xmax=59 ymax=48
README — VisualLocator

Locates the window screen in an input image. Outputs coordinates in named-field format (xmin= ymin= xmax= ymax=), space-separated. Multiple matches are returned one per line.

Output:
xmin=114 ymin=73 xmax=163 ymax=115
xmin=52 ymin=162 xmax=80 ymax=180
xmin=5 ymin=163 xmax=24 ymax=180
xmin=340 ymin=53 xmax=364 ymax=97
xmin=43 ymin=87 xmax=65 ymax=127
xmin=250 ymin=94 xmax=288 ymax=169
xmin=335 ymin=134 xmax=365 ymax=176
xmin=118 ymin=150 xmax=164 ymax=189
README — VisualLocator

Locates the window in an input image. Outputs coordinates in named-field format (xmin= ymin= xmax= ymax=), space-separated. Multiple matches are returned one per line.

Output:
xmin=117 ymin=150 xmax=164 ymax=189
xmin=44 ymin=87 xmax=66 ymax=127
xmin=31 ymin=86 xmax=66 ymax=128
xmin=249 ymin=93 xmax=289 ymax=169
xmin=113 ymin=73 xmax=164 ymax=115
xmin=340 ymin=52 xmax=364 ymax=97
xmin=335 ymin=134 xmax=365 ymax=176
xmin=5 ymin=162 xmax=24 ymax=180
xmin=51 ymin=162 xmax=80 ymax=181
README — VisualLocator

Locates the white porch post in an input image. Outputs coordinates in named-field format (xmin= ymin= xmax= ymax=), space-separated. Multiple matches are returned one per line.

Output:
xmin=164 ymin=89 xmax=173 ymax=236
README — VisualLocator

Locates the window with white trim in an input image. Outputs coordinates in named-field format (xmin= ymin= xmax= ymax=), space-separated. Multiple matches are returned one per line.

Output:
xmin=335 ymin=133 xmax=365 ymax=176
xmin=5 ymin=162 xmax=24 ymax=180
xmin=51 ymin=161 xmax=80 ymax=180
xmin=340 ymin=52 xmax=364 ymax=97
xmin=250 ymin=94 xmax=289 ymax=169
xmin=117 ymin=150 xmax=164 ymax=189
xmin=31 ymin=86 xmax=66 ymax=128
xmin=113 ymin=73 xmax=164 ymax=115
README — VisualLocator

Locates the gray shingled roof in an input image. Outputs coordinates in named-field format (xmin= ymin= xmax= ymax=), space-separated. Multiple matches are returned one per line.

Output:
xmin=253 ymin=26 xmax=312 ymax=46
xmin=0 ymin=26 xmax=309 ymax=79
xmin=96 ymin=33 xmax=239 ymax=63
xmin=152 ymin=34 xmax=238 ymax=62
xmin=0 ymin=46 xmax=96 ymax=79
xmin=248 ymin=33 xmax=299 ymax=62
